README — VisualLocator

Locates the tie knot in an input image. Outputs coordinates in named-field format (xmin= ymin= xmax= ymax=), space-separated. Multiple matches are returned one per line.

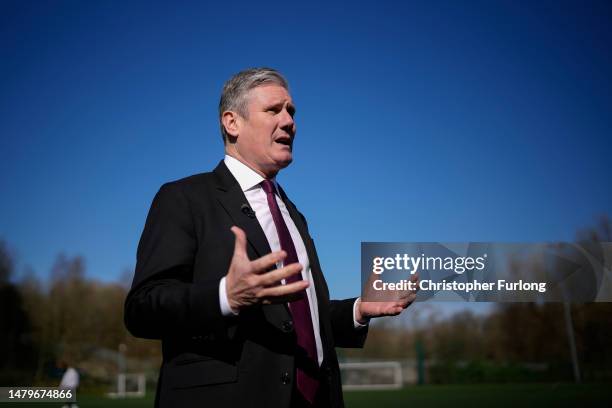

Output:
xmin=261 ymin=179 xmax=276 ymax=195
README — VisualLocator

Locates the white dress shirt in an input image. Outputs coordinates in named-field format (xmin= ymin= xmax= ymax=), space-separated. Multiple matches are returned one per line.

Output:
xmin=218 ymin=155 xmax=366 ymax=365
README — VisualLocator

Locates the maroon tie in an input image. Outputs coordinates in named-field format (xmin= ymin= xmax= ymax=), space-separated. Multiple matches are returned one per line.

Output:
xmin=261 ymin=179 xmax=319 ymax=404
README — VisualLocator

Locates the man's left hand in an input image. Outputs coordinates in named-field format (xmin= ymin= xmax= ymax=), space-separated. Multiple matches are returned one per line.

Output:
xmin=355 ymin=273 xmax=418 ymax=324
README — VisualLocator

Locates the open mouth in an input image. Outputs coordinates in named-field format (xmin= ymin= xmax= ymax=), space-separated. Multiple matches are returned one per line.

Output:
xmin=275 ymin=137 xmax=292 ymax=147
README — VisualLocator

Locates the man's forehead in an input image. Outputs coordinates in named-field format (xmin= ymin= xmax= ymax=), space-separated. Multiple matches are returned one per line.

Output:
xmin=248 ymin=84 xmax=293 ymax=105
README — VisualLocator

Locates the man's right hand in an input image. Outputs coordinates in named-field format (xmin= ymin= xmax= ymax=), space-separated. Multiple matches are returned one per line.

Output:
xmin=225 ymin=226 xmax=308 ymax=312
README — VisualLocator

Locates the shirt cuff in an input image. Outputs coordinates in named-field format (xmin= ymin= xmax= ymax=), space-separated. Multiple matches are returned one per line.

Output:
xmin=219 ymin=276 xmax=239 ymax=316
xmin=353 ymin=297 xmax=369 ymax=328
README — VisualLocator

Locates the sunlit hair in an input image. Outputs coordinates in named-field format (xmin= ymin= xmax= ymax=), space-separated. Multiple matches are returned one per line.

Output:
xmin=219 ymin=67 xmax=289 ymax=143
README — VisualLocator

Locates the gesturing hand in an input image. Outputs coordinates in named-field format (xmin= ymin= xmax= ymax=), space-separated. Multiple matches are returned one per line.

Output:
xmin=355 ymin=272 xmax=419 ymax=324
xmin=225 ymin=226 xmax=308 ymax=312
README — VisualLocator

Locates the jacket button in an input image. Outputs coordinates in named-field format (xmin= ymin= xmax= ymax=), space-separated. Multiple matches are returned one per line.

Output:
xmin=280 ymin=372 xmax=291 ymax=385
xmin=324 ymin=367 xmax=333 ymax=382
xmin=281 ymin=320 xmax=294 ymax=333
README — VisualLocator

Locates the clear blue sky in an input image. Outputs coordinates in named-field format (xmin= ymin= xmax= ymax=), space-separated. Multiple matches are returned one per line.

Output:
xmin=1 ymin=0 xmax=611 ymax=304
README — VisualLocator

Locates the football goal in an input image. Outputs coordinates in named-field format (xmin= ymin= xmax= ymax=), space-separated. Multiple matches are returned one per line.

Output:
xmin=107 ymin=373 xmax=146 ymax=398
xmin=339 ymin=361 xmax=403 ymax=391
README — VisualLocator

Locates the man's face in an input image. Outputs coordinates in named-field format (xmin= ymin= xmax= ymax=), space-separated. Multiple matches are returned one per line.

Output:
xmin=234 ymin=84 xmax=296 ymax=177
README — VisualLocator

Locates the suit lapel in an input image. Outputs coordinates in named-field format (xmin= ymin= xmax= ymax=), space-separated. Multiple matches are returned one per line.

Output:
xmin=213 ymin=161 xmax=272 ymax=258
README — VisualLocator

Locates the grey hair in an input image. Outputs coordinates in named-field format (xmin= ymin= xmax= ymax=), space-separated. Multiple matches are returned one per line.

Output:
xmin=219 ymin=67 xmax=289 ymax=143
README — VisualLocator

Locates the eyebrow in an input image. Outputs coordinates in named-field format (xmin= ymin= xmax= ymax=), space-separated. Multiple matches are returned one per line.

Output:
xmin=267 ymin=101 xmax=296 ymax=115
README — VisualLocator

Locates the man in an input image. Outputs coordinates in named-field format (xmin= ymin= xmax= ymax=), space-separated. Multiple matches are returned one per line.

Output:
xmin=124 ymin=68 xmax=416 ymax=408
xmin=58 ymin=359 xmax=79 ymax=408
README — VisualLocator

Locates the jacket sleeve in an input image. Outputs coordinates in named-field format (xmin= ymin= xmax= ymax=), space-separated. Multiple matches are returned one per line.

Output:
xmin=329 ymin=297 xmax=368 ymax=348
xmin=124 ymin=182 xmax=231 ymax=340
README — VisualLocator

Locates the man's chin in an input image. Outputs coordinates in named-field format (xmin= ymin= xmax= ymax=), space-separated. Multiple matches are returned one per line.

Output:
xmin=264 ymin=158 xmax=291 ymax=177
xmin=275 ymin=154 xmax=293 ymax=169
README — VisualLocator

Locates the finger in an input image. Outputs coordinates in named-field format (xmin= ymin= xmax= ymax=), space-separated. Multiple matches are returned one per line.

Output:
xmin=258 ymin=263 xmax=303 ymax=286
xmin=401 ymin=293 xmax=417 ymax=306
xmin=399 ymin=298 xmax=411 ymax=308
xmin=398 ymin=285 xmax=417 ymax=300
xmin=396 ymin=292 xmax=410 ymax=302
xmin=258 ymin=279 xmax=309 ymax=299
xmin=251 ymin=250 xmax=287 ymax=273
xmin=231 ymin=226 xmax=248 ymax=259
xmin=387 ymin=305 xmax=403 ymax=315
xmin=410 ymin=273 xmax=419 ymax=293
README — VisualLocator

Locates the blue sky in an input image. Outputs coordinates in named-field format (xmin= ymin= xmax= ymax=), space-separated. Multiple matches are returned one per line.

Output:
xmin=1 ymin=1 xmax=611 ymax=308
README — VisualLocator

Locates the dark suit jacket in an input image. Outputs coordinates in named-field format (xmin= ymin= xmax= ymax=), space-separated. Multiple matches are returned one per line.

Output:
xmin=124 ymin=161 xmax=368 ymax=408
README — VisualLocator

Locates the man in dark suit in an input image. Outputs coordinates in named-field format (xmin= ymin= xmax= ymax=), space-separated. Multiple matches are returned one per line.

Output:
xmin=124 ymin=68 xmax=416 ymax=408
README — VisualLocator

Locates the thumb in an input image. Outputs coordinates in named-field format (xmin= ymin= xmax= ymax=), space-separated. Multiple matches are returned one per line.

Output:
xmin=231 ymin=226 xmax=248 ymax=259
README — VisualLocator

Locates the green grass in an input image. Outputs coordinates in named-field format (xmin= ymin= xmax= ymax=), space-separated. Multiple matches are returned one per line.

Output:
xmin=345 ymin=383 xmax=612 ymax=408
xmin=4 ymin=383 xmax=610 ymax=407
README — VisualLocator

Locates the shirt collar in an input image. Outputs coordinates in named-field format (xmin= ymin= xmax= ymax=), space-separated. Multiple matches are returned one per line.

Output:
xmin=224 ymin=154 xmax=279 ymax=193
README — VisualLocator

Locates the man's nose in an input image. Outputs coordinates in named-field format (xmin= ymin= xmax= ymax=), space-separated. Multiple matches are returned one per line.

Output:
xmin=278 ymin=109 xmax=295 ymax=131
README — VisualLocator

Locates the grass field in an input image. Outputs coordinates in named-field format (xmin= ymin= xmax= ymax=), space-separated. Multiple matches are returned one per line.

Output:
xmin=4 ymin=383 xmax=610 ymax=407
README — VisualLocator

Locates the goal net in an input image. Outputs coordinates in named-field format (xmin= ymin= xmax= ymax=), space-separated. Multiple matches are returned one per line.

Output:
xmin=339 ymin=361 xmax=403 ymax=390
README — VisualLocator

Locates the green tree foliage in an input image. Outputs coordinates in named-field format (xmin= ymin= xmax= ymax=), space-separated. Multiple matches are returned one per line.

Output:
xmin=5 ymin=251 xmax=160 ymax=385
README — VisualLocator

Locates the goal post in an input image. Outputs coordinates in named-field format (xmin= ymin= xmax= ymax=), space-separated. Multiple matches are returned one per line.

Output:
xmin=107 ymin=373 xmax=146 ymax=398
xmin=340 ymin=361 xmax=403 ymax=391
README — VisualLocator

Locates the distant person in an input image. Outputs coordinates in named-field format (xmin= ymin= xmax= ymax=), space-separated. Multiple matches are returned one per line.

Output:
xmin=125 ymin=67 xmax=417 ymax=407
xmin=58 ymin=360 xmax=79 ymax=408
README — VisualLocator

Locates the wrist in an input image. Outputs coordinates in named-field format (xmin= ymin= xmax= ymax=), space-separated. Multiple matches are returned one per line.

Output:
xmin=355 ymin=298 xmax=369 ymax=325
xmin=223 ymin=275 xmax=240 ymax=315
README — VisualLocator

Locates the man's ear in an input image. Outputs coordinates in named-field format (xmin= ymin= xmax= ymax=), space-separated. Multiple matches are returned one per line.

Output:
xmin=222 ymin=111 xmax=241 ymax=138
